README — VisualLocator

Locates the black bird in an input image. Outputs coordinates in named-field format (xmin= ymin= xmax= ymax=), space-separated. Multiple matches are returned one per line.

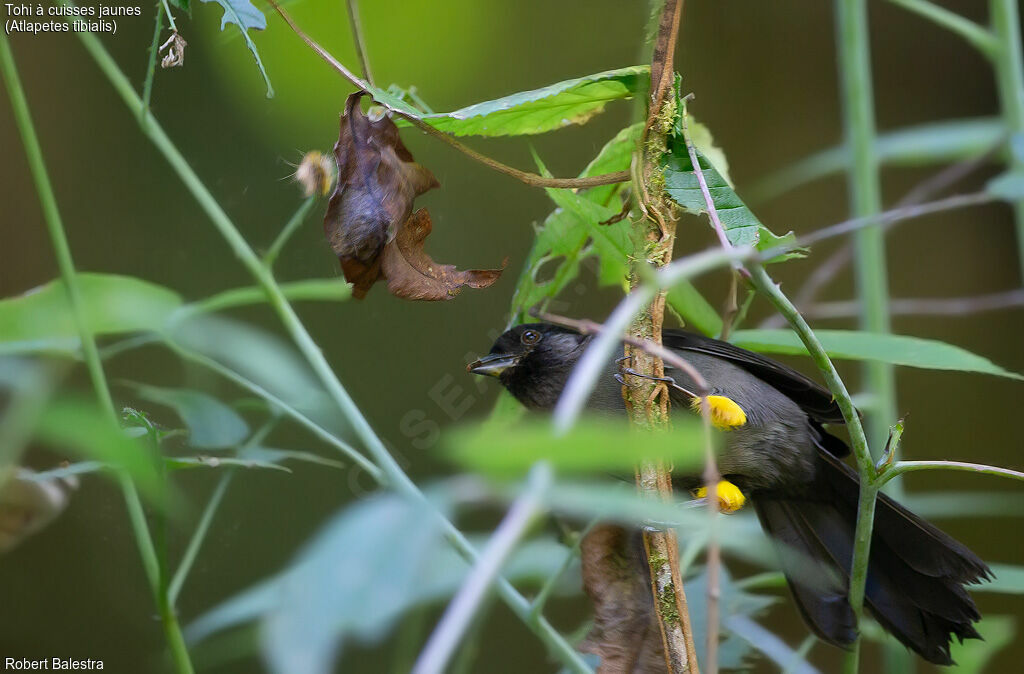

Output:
xmin=468 ymin=322 xmax=990 ymax=665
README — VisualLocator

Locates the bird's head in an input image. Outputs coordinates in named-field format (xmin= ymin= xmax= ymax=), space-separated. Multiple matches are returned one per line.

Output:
xmin=467 ymin=323 xmax=588 ymax=408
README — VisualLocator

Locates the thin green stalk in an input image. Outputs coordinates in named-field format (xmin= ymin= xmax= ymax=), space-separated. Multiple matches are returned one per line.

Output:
xmin=1 ymin=33 xmax=194 ymax=674
xmin=344 ymin=0 xmax=374 ymax=86
xmin=990 ymin=0 xmax=1024 ymax=282
xmin=164 ymin=340 xmax=383 ymax=480
xmin=169 ymin=419 xmax=277 ymax=605
xmin=168 ymin=470 xmax=234 ymax=606
xmin=71 ymin=28 xmax=591 ymax=673
xmin=879 ymin=460 xmax=1024 ymax=485
xmin=746 ymin=265 xmax=876 ymax=674
xmin=887 ymin=0 xmax=998 ymax=57
xmin=141 ymin=0 xmax=165 ymax=124
xmin=264 ymin=196 xmax=316 ymax=268
xmin=160 ymin=0 xmax=177 ymax=32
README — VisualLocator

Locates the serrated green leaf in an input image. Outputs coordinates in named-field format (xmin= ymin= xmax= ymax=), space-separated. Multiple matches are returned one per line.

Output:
xmin=663 ymin=138 xmax=802 ymax=261
xmin=0 ymin=274 xmax=183 ymax=355
xmin=132 ymin=384 xmax=250 ymax=449
xmin=541 ymin=177 xmax=634 ymax=286
xmin=397 ymin=66 xmax=648 ymax=137
xmin=199 ymin=0 xmax=273 ymax=98
xmin=445 ymin=417 xmax=707 ymax=476
xmin=509 ymin=125 xmax=641 ymax=322
xmin=730 ymin=329 xmax=1023 ymax=380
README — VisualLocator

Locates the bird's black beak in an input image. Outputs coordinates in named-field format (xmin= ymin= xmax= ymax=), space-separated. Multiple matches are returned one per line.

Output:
xmin=467 ymin=352 xmax=522 ymax=378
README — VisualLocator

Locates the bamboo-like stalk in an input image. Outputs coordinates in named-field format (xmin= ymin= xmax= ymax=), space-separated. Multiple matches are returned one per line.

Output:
xmin=990 ymin=0 xmax=1024 ymax=282
xmin=834 ymin=1 xmax=900 ymax=667
xmin=0 ymin=32 xmax=194 ymax=674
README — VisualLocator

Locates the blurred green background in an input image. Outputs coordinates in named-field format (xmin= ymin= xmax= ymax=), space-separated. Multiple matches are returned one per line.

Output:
xmin=1 ymin=1 xmax=1021 ymax=672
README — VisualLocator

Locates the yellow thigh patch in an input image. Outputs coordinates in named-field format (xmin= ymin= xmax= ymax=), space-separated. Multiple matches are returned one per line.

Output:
xmin=690 ymin=395 xmax=747 ymax=430
xmin=692 ymin=480 xmax=746 ymax=513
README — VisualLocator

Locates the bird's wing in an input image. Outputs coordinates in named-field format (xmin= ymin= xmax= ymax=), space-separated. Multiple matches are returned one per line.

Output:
xmin=663 ymin=329 xmax=846 ymax=424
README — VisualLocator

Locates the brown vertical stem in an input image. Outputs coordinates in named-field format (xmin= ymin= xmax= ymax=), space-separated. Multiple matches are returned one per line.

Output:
xmin=626 ymin=1 xmax=699 ymax=673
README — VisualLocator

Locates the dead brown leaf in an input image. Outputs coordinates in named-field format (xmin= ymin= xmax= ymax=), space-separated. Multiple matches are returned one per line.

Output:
xmin=381 ymin=209 xmax=506 ymax=301
xmin=324 ymin=92 xmax=439 ymax=298
xmin=580 ymin=524 xmax=668 ymax=673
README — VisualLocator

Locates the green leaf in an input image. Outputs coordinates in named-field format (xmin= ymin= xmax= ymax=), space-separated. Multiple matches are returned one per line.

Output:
xmin=398 ymin=66 xmax=648 ymax=137
xmin=187 ymin=493 xmax=450 ymax=672
xmin=509 ymin=126 xmax=641 ymax=321
xmin=168 ymin=315 xmax=344 ymax=438
xmin=542 ymin=175 xmax=634 ymax=287
xmin=238 ymin=446 xmax=346 ymax=470
xmin=663 ymin=138 xmax=802 ymax=261
xmin=947 ymin=616 xmax=1015 ymax=673
xmin=730 ymin=329 xmax=1023 ymax=380
xmin=687 ymin=566 xmax=778 ymax=670
xmin=445 ymin=417 xmax=707 ymax=476
xmin=750 ymin=117 xmax=1005 ymax=202
xmin=169 ymin=0 xmax=190 ymax=12
xmin=131 ymin=384 xmax=250 ymax=449
xmin=34 ymin=397 xmax=164 ymax=503
xmin=987 ymin=170 xmax=1024 ymax=200
xmin=667 ymin=280 xmax=723 ymax=337
xmin=165 ymin=455 xmax=291 ymax=472
xmin=974 ymin=564 xmax=1024 ymax=594
xmin=199 ymin=0 xmax=273 ymax=98
xmin=185 ymin=279 xmax=351 ymax=315
xmin=0 ymin=274 xmax=182 ymax=355
xmin=904 ymin=491 xmax=1024 ymax=519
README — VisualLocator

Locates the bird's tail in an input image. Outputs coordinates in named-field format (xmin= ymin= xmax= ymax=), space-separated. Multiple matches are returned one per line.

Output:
xmin=754 ymin=449 xmax=991 ymax=665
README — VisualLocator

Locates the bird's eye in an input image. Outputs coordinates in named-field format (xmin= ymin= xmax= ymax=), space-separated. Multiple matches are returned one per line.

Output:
xmin=521 ymin=329 xmax=542 ymax=346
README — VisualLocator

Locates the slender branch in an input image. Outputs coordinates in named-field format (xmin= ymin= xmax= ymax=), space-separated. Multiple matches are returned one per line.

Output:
xmin=71 ymin=27 xmax=591 ymax=672
xmin=886 ymin=0 xmax=998 ymax=56
xmin=168 ymin=470 xmax=234 ymax=605
xmin=413 ymin=464 xmax=551 ymax=674
xmin=0 ymin=33 xmax=193 ymax=674
xmin=267 ymin=0 xmax=628 ymax=190
xmin=141 ymin=0 xmax=165 ymax=124
xmin=630 ymin=2 xmax=701 ymax=673
xmin=749 ymin=267 xmax=877 ymax=674
xmin=878 ymin=460 xmax=1024 ymax=486
xmin=344 ymin=0 xmax=374 ymax=86
xmin=159 ymin=0 xmax=177 ymax=32
xmin=529 ymin=517 xmax=600 ymax=619
xmin=263 ymin=196 xmax=316 ymax=268
xmin=164 ymin=339 xmax=383 ymax=480
xmin=762 ymin=137 xmax=1003 ymax=329
xmin=790 ymin=289 xmax=1024 ymax=320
